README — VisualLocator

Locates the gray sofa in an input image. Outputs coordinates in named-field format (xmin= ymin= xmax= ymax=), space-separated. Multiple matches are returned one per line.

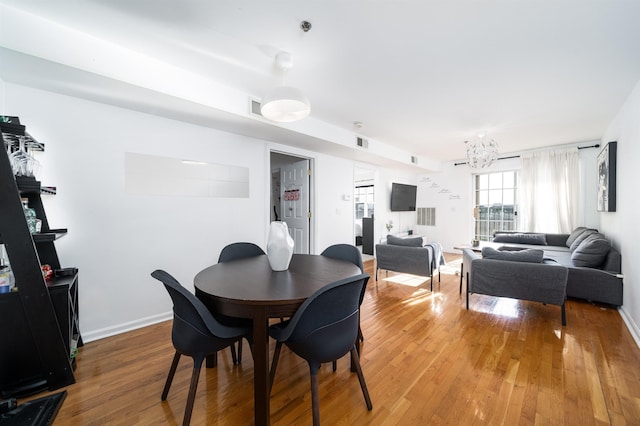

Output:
xmin=481 ymin=228 xmax=623 ymax=306
xmin=375 ymin=235 xmax=441 ymax=291
xmin=463 ymin=247 xmax=569 ymax=324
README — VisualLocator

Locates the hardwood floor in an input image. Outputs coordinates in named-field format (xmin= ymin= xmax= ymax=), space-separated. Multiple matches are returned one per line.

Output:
xmin=26 ymin=253 xmax=640 ymax=425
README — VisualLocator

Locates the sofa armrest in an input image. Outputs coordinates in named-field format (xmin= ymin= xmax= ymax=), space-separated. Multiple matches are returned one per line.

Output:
xmin=603 ymin=246 xmax=621 ymax=273
xmin=462 ymin=248 xmax=479 ymax=278
xmin=565 ymin=266 xmax=623 ymax=306
xmin=470 ymin=258 xmax=568 ymax=306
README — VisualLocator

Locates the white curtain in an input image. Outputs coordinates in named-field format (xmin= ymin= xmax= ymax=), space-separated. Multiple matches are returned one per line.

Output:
xmin=519 ymin=147 xmax=579 ymax=233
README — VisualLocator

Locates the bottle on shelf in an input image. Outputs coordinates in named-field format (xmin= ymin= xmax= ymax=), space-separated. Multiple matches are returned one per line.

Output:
xmin=0 ymin=245 xmax=15 ymax=292
xmin=21 ymin=197 xmax=37 ymax=234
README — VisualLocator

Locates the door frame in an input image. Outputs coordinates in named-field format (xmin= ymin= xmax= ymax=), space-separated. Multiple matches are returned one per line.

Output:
xmin=269 ymin=149 xmax=315 ymax=254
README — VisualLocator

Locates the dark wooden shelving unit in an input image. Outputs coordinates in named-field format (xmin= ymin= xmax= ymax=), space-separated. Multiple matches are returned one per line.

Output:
xmin=0 ymin=117 xmax=81 ymax=398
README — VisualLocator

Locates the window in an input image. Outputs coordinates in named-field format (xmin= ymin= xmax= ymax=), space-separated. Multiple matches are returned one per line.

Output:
xmin=473 ymin=171 xmax=518 ymax=241
xmin=355 ymin=185 xmax=374 ymax=219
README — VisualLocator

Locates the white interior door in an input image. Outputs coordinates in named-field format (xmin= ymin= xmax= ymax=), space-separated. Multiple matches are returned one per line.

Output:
xmin=281 ymin=159 xmax=310 ymax=254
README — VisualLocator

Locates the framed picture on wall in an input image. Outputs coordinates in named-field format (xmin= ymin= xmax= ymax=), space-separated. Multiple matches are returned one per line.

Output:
xmin=597 ymin=141 xmax=617 ymax=212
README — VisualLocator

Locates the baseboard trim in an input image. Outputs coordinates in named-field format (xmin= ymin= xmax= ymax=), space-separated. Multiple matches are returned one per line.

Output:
xmin=81 ymin=311 xmax=172 ymax=343
xmin=619 ymin=306 xmax=640 ymax=349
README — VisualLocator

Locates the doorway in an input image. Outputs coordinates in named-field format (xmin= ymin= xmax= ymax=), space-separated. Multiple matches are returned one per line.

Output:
xmin=354 ymin=167 xmax=376 ymax=258
xmin=270 ymin=152 xmax=313 ymax=254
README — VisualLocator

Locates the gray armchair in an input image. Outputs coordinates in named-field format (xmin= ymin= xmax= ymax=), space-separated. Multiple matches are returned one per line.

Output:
xmin=375 ymin=235 xmax=437 ymax=290
xmin=463 ymin=248 xmax=569 ymax=325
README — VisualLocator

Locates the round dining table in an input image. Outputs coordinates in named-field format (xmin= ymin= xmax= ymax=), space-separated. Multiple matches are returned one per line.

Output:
xmin=194 ymin=253 xmax=362 ymax=426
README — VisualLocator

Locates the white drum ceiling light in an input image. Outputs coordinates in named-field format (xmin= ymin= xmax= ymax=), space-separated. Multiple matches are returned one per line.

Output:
xmin=466 ymin=134 xmax=499 ymax=168
xmin=260 ymin=52 xmax=311 ymax=123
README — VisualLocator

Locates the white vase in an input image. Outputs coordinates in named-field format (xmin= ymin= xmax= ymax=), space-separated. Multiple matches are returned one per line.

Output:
xmin=267 ymin=221 xmax=295 ymax=271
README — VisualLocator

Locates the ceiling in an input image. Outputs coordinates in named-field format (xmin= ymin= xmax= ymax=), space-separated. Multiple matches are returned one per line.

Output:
xmin=2 ymin=0 xmax=640 ymax=167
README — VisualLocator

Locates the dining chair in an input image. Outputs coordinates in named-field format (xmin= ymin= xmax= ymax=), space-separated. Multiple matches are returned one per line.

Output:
xmin=217 ymin=242 xmax=265 ymax=364
xmin=320 ymin=243 xmax=364 ymax=272
xmin=268 ymin=273 xmax=373 ymax=426
xmin=151 ymin=269 xmax=252 ymax=426
xmin=320 ymin=244 xmax=366 ymax=371
xmin=218 ymin=242 xmax=265 ymax=262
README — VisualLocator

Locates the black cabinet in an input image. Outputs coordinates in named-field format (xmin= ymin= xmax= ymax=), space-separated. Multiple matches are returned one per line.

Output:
xmin=0 ymin=118 xmax=81 ymax=397
xmin=362 ymin=217 xmax=374 ymax=255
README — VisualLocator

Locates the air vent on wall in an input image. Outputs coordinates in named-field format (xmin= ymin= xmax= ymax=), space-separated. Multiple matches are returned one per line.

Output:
xmin=356 ymin=137 xmax=369 ymax=149
xmin=411 ymin=156 xmax=418 ymax=164
xmin=417 ymin=207 xmax=436 ymax=226
xmin=250 ymin=98 xmax=263 ymax=117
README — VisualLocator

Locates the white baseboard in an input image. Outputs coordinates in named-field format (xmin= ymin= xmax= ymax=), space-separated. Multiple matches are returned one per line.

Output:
xmin=81 ymin=311 xmax=172 ymax=343
xmin=619 ymin=306 xmax=640 ymax=349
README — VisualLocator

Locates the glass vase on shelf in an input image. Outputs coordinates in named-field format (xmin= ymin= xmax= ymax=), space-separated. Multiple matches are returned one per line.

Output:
xmin=21 ymin=197 xmax=38 ymax=234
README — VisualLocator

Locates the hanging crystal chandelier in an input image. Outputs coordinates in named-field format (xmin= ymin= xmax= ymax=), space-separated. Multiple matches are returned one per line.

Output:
xmin=466 ymin=134 xmax=499 ymax=168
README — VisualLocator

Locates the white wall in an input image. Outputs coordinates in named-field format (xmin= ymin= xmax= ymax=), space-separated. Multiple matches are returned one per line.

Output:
xmin=2 ymin=83 xmax=372 ymax=341
xmin=374 ymin=169 xmax=419 ymax=244
xmin=601 ymin=78 xmax=640 ymax=345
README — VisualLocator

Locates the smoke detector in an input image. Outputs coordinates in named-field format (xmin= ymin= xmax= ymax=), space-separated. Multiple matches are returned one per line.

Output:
xmin=300 ymin=21 xmax=312 ymax=32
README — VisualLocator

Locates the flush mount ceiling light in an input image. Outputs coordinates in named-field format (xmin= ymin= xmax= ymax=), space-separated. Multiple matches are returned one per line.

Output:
xmin=465 ymin=133 xmax=499 ymax=168
xmin=260 ymin=52 xmax=311 ymax=123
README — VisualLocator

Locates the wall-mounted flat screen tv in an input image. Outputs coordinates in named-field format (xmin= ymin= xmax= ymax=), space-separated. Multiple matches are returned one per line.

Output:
xmin=390 ymin=182 xmax=417 ymax=211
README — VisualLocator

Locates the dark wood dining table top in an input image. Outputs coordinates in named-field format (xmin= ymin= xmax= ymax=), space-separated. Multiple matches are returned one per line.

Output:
xmin=194 ymin=253 xmax=362 ymax=310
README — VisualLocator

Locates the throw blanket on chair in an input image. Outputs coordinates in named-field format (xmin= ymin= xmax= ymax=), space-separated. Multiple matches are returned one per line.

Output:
xmin=424 ymin=241 xmax=446 ymax=273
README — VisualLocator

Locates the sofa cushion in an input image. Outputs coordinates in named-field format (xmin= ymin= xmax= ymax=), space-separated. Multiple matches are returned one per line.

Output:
xmin=565 ymin=227 xmax=587 ymax=247
xmin=571 ymin=234 xmax=611 ymax=267
xmin=481 ymin=247 xmax=544 ymax=263
xmin=493 ymin=232 xmax=547 ymax=246
xmin=387 ymin=235 xmax=423 ymax=247
xmin=569 ymin=229 xmax=598 ymax=251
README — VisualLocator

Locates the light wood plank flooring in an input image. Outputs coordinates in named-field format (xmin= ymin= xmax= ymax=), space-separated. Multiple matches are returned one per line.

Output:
xmin=25 ymin=253 xmax=640 ymax=425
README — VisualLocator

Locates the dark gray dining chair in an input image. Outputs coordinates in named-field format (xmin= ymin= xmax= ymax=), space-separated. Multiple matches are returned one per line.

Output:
xmin=320 ymin=244 xmax=367 ymax=371
xmin=217 ymin=242 xmax=265 ymax=363
xmin=268 ymin=273 xmax=373 ymax=426
xmin=320 ymin=243 xmax=364 ymax=272
xmin=151 ymin=269 xmax=252 ymax=426
xmin=219 ymin=242 xmax=265 ymax=263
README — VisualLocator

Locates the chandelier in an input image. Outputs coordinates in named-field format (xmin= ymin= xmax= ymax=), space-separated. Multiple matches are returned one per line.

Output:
xmin=465 ymin=134 xmax=499 ymax=168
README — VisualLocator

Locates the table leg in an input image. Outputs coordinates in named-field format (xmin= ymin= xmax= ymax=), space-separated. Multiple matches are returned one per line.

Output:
xmin=252 ymin=308 xmax=270 ymax=426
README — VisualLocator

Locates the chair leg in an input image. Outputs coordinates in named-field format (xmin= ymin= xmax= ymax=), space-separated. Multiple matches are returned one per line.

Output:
xmin=269 ymin=342 xmax=283 ymax=396
xmin=332 ymin=360 xmax=337 ymax=372
xmin=465 ymin=272 xmax=470 ymax=310
xmin=309 ymin=365 xmax=321 ymax=426
xmin=183 ymin=356 xmax=204 ymax=426
xmin=561 ymin=303 xmax=567 ymax=326
xmin=245 ymin=336 xmax=255 ymax=360
xmin=350 ymin=346 xmax=373 ymax=410
xmin=230 ymin=342 xmax=238 ymax=365
xmin=205 ymin=353 xmax=217 ymax=368
xmin=162 ymin=351 xmax=181 ymax=401
xmin=237 ymin=338 xmax=243 ymax=363
xmin=459 ymin=263 xmax=464 ymax=294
